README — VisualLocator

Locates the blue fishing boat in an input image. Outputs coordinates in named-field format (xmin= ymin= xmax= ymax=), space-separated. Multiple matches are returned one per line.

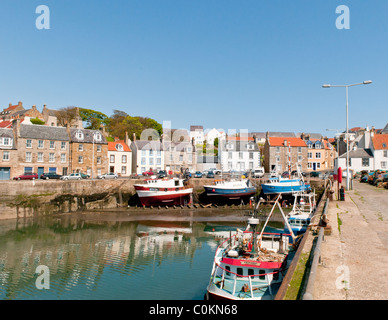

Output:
xmin=261 ymin=177 xmax=311 ymax=195
xmin=204 ymin=179 xmax=256 ymax=200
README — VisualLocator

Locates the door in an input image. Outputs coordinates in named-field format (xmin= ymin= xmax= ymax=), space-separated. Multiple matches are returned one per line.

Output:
xmin=0 ymin=167 xmax=10 ymax=180
xmin=313 ymin=163 xmax=316 ymax=171
xmin=38 ymin=167 xmax=44 ymax=178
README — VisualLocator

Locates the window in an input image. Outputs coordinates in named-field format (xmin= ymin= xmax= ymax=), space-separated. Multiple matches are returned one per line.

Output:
xmin=382 ymin=161 xmax=387 ymax=169
xmin=61 ymin=153 xmax=66 ymax=163
xmin=362 ymin=158 xmax=369 ymax=167
xmin=384 ymin=150 xmax=388 ymax=158
xmin=37 ymin=152 xmax=43 ymax=162
xmin=94 ymin=132 xmax=102 ymax=141
xmin=76 ymin=130 xmax=84 ymax=140
xmin=110 ymin=155 xmax=115 ymax=163
xmin=225 ymin=266 xmax=231 ymax=276
xmin=179 ymin=154 xmax=183 ymax=162
xmin=248 ymin=269 xmax=255 ymax=279
xmin=122 ymin=155 xmax=127 ymax=163
xmin=3 ymin=138 xmax=11 ymax=146
xmin=239 ymin=152 xmax=243 ymax=159
xmin=249 ymin=162 xmax=254 ymax=170
xmin=24 ymin=167 xmax=33 ymax=174
xmin=121 ymin=166 xmax=126 ymax=174
xmin=78 ymin=144 xmax=83 ymax=151
xmin=61 ymin=141 xmax=66 ymax=150
xmin=157 ymin=157 xmax=161 ymax=165
xmin=38 ymin=140 xmax=44 ymax=149
xmin=316 ymin=162 xmax=321 ymax=169
xmin=97 ymin=145 xmax=101 ymax=152
xmin=276 ymin=146 xmax=280 ymax=153
xmin=26 ymin=140 xmax=32 ymax=148
xmin=157 ymin=150 xmax=161 ymax=157
xmin=298 ymin=155 xmax=302 ymax=162
xmin=308 ymin=163 xmax=312 ymax=169
xmin=115 ymin=144 xmax=123 ymax=151
xmin=49 ymin=153 xmax=55 ymax=162
xmin=26 ymin=152 xmax=32 ymax=162
xmin=188 ymin=154 xmax=192 ymax=163
xmin=249 ymin=152 xmax=253 ymax=160
xmin=97 ymin=156 xmax=101 ymax=164
xmin=141 ymin=150 xmax=146 ymax=156
xmin=275 ymin=156 xmax=280 ymax=162
xmin=259 ymin=270 xmax=266 ymax=280
xmin=383 ymin=143 xmax=387 ymax=148
xmin=237 ymin=268 xmax=243 ymax=276
xmin=3 ymin=151 xmax=9 ymax=161
xmin=141 ymin=157 xmax=146 ymax=165
xmin=316 ymin=152 xmax=321 ymax=159
xmin=149 ymin=158 xmax=154 ymax=165
xmin=297 ymin=147 xmax=302 ymax=153
xmin=78 ymin=156 xmax=83 ymax=164
xmin=50 ymin=141 xmax=55 ymax=149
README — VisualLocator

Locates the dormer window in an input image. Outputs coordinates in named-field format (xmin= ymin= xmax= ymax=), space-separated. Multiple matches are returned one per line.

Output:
xmin=76 ymin=130 xmax=84 ymax=140
xmin=115 ymin=144 xmax=123 ymax=151
xmin=94 ymin=132 xmax=102 ymax=141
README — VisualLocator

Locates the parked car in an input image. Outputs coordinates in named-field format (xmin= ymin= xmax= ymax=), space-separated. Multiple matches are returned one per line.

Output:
xmin=209 ymin=168 xmax=221 ymax=175
xmin=97 ymin=173 xmax=118 ymax=179
xmin=61 ymin=173 xmax=83 ymax=180
xmin=142 ymin=171 xmax=155 ymax=176
xmin=13 ymin=172 xmax=39 ymax=180
xmin=253 ymin=168 xmax=265 ymax=178
xmin=291 ymin=170 xmax=306 ymax=177
xmin=157 ymin=170 xmax=167 ymax=178
xmin=207 ymin=171 xmax=215 ymax=178
xmin=310 ymin=171 xmax=320 ymax=177
xmin=80 ymin=173 xmax=90 ymax=179
xmin=40 ymin=172 xmax=62 ymax=180
xmin=194 ymin=171 xmax=203 ymax=178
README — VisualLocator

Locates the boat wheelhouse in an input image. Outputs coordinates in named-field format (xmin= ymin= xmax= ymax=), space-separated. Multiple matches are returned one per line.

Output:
xmin=134 ymin=178 xmax=192 ymax=207
xmin=284 ymin=191 xmax=316 ymax=241
xmin=206 ymin=195 xmax=297 ymax=300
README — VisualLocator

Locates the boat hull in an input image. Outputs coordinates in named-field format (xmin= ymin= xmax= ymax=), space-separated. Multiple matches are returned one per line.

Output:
xmin=261 ymin=183 xmax=311 ymax=195
xmin=136 ymin=189 xmax=193 ymax=206
xmin=204 ymin=186 xmax=256 ymax=199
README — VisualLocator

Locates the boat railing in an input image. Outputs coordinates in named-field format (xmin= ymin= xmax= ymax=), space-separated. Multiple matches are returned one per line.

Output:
xmin=212 ymin=264 xmax=279 ymax=298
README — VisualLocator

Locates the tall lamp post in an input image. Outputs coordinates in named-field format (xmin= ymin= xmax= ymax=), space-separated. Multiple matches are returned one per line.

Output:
xmin=322 ymin=80 xmax=372 ymax=190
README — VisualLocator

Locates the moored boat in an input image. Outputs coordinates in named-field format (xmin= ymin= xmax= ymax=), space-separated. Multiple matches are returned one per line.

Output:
xmin=203 ymin=179 xmax=256 ymax=200
xmin=261 ymin=176 xmax=311 ymax=195
xmin=134 ymin=178 xmax=192 ymax=207
xmin=283 ymin=191 xmax=316 ymax=241
xmin=205 ymin=195 xmax=296 ymax=300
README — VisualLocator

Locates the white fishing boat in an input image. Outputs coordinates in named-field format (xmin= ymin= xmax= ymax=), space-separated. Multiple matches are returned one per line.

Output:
xmin=205 ymin=195 xmax=296 ymax=300
xmin=134 ymin=178 xmax=192 ymax=207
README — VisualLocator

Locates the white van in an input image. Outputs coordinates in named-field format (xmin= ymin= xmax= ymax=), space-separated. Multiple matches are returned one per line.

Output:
xmin=253 ymin=167 xmax=265 ymax=178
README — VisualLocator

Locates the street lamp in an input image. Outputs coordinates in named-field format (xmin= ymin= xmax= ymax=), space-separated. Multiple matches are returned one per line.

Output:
xmin=322 ymin=80 xmax=372 ymax=190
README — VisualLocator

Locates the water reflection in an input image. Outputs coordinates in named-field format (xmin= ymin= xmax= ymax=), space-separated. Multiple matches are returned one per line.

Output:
xmin=0 ymin=214 xmax=283 ymax=300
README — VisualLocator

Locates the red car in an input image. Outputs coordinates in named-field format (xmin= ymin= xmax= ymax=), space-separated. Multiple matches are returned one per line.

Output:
xmin=142 ymin=171 xmax=155 ymax=176
xmin=13 ymin=172 xmax=39 ymax=180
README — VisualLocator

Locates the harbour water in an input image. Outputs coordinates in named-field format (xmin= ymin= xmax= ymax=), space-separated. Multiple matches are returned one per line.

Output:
xmin=0 ymin=210 xmax=284 ymax=300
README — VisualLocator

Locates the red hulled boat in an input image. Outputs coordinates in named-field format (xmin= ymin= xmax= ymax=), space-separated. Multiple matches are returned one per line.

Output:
xmin=134 ymin=178 xmax=193 ymax=207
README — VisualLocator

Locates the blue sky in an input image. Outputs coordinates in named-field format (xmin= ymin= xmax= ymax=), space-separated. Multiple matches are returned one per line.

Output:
xmin=0 ymin=0 xmax=387 ymax=136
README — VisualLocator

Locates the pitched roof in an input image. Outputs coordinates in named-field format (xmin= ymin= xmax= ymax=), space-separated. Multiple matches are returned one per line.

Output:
xmin=132 ymin=140 xmax=163 ymax=151
xmin=372 ymin=134 xmax=388 ymax=150
xmin=108 ymin=141 xmax=131 ymax=152
xmin=221 ymin=140 xmax=259 ymax=152
xmin=339 ymin=148 xmax=373 ymax=158
xmin=0 ymin=121 xmax=13 ymax=128
xmin=20 ymin=124 xmax=69 ymax=141
xmin=227 ymin=136 xmax=254 ymax=141
xmin=268 ymin=137 xmax=306 ymax=147
xmin=69 ymin=128 xmax=107 ymax=144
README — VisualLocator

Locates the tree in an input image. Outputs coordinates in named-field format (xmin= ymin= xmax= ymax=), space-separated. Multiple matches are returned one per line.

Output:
xmin=30 ymin=118 xmax=45 ymax=125
xmin=56 ymin=106 xmax=79 ymax=127
xmin=79 ymin=108 xmax=109 ymax=130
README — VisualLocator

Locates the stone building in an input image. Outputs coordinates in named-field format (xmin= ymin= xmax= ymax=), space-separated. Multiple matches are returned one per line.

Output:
xmin=264 ymin=133 xmax=308 ymax=174
xmin=11 ymin=120 xmax=70 ymax=178
xmin=163 ymin=141 xmax=196 ymax=173
xmin=68 ymin=128 xmax=108 ymax=178
xmin=0 ymin=128 xmax=17 ymax=180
